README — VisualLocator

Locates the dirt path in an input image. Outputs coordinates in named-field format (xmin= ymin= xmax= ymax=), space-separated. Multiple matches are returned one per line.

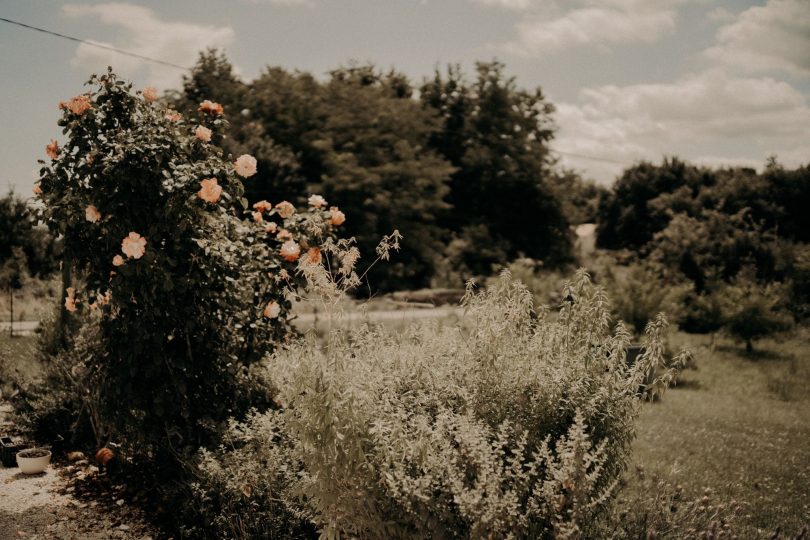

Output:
xmin=0 ymin=403 xmax=160 ymax=539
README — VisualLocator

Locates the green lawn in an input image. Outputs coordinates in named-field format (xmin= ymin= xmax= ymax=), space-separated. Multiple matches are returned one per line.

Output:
xmin=628 ymin=330 xmax=810 ymax=536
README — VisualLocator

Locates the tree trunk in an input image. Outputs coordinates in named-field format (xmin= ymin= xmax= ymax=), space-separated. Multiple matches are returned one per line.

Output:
xmin=8 ymin=285 xmax=12 ymax=338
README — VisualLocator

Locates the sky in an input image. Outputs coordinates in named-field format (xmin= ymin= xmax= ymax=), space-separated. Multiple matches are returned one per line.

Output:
xmin=1 ymin=0 xmax=809 ymax=194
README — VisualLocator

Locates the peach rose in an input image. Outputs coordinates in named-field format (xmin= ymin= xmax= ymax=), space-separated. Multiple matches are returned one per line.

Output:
xmin=121 ymin=232 xmax=147 ymax=259
xmin=112 ymin=255 xmax=124 ymax=267
xmin=195 ymin=125 xmax=212 ymax=143
xmin=304 ymin=247 xmax=322 ymax=266
xmin=308 ymin=194 xmax=327 ymax=209
xmin=46 ymin=140 xmax=60 ymax=160
xmin=275 ymin=201 xmax=295 ymax=219
xmin=85 ymin=204 xmax=101 ymax=223
xmin=264 ymin=222 xmax=278 ymax=234
xmin=198 ymin=178 xmax=222 ymax=204
xmin=198 ymin=100 xmax=224 ymax=116
xmin=234 ymin=154 xmax=257 ymax=178
xmin=33 ymin=183 xmax=42 ymax=195
xmin=252 ymin=211 xmax=263 ymax=223
xmin=65 ymin=287 xmax=78 ymax=313
xmin=165 ymin=110 xmax=182 ymax=122
xmin=253 ymin=200 xmax=272 ymax=213
xmin=60 ymin=95 xmax=92 ymax=116
xmin=263 ymin=300 xmax=281 ymax=319
xmin=142 ymin=86 xmax=158 ymax=102
xmin=329 ymin=206 xmax=346 ymax=226
xmin=276 ymin=229 xmax=293 ymax=241
xmin=280 ymin=240 xmax=301 ymax=262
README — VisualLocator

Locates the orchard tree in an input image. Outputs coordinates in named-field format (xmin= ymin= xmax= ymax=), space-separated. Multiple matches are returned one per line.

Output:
xmin=0 ymin=190 xmax=58 ymax=278
xmin=36 ymin=70 xmax=341 ymax=459
xmin=722 ymin=269 xmax=792 ymax=354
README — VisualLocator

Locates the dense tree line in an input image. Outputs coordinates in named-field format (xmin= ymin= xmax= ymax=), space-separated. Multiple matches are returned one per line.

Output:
xmin=596 ymin=157 xmax=810 ymax=336
xmin=171 ymin=51 xmax=583 ymax=292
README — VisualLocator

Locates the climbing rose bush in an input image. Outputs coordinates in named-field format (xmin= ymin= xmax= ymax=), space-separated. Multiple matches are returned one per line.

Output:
xmin=36 ymin=70 xmax=345 ymax=458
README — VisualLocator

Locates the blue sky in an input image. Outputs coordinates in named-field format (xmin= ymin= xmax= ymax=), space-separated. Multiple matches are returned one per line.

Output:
xmin=1 ymin=0 xmax=808 ymax=193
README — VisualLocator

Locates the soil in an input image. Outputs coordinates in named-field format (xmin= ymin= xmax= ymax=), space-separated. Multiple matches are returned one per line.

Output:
xmin=0 ymin=403 xmax=164 ymax=539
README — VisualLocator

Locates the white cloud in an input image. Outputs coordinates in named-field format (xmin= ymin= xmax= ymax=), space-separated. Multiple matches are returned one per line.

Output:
xmin=504 ymin=6 xmax=676 ymax=55
xmin=705 ymin=0 xmax=810 ymax=76
xmin=706 ymin=6 xmax=736 ymax=23
xmin=470 ymin=0 xmax=533 ymax=9
xmin=241 ymin=0 xmax=314 ymax=5
xmin=553 ymin=70 xmax=810 ymax=183
xmin=62 ymin=3 xmax=235 ymax=88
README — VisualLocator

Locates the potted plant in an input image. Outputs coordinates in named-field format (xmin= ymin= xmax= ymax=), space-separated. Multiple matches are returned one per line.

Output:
xmin=16 ymin=448 xmax=51 ymax=474
xmin=1 ymin=436 xmax=24 ymax=467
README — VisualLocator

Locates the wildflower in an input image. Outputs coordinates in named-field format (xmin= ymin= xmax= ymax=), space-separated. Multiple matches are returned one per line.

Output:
xmin=112 ymin=255 xmax=124 ymax=267
xmin=60 ymin=94 xmax=92 ymax=116
xmin=276 ymin=229 xmax=293 ymax=241
xmin=330 ymin=206 xmax=346 ymax=226
xmin=252 ymin=211 xmax=263 ymax=223
xmin=195 ymin=125 xmax=212 ymax=142
xmin=46 ymin=140 xmax=60 ymax=160
xmin=86 ymin=154 xmax=94 ymax=165
xmin=234 ymin=154 xmax=257 ymax=178
xmin=265 ymin=222 xmax=278 ymax=234
xmin=263 ymin=301 xmax=281 ymax=319
xmin=198 ymin=100 xmax=224 ymax=116
xmin=308 ymin=194 xmax=327 ymax=208
xmin=278 ymin=269 xmax=290 ymax=280
xmin=304 ymin=247 xmax=322 ymax=265
xmin=142 ymin=86 xmax=158 ymax=102
xmin=275 ymin=201 xmax=295 ymax=219
xmin=198 ymin=178 xmax=222 ymax=204
xmin=85 ymin=204 xmax=101 ymax=223
xmin=165 ymin=110 xmax=182 ymax=122
xmin=280 ymin=240 xmax=301 ymax=262
xmin=121 ymin=232 xmax=147 ymax=259
xmin=65 ymin=287 xmax=77 ymax=313
xmin=33 ymin=183 xmax=42 ymax=195
xmin=253 ymin=200 xmax=272 ymax=213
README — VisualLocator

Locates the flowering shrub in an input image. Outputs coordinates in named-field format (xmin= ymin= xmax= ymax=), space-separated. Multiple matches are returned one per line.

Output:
xmin=35 ymin=70 xmax=342 ymax=458
xmin=197 ymin=270 xmax=688 ymax=538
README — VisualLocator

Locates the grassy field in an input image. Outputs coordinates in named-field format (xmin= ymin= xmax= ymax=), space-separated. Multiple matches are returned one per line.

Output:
xmin=1 ymin=325 xmax=808 ymax=536
xmin=625 ymin=330 xmax=810 ymax=536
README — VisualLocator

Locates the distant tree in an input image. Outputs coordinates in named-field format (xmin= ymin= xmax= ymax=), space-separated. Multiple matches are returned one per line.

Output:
xmin=0 ymin=190 xmax=58 ymax=278
xmin=550 ymin=169 xmax=607 ymax=225
xmin=596 ymin=157 xmax=714 ymax=252
xmin=722 ymin=269 xmax=792 ymax=353
xmin=0 ymin=246 xmax=27 ymax=336
xmin=315 ymin=65 xmax=454 ymax=291
xmin=421 ymin=62 xmax=573 ymax=277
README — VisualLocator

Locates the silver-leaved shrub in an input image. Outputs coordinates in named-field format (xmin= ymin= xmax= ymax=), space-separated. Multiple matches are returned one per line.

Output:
xmin=197 ymin=269 xmax=688 ymax=539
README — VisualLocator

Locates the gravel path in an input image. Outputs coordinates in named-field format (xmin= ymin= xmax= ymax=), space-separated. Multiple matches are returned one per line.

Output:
xmin=0 ymin=404 xmax=161 ymax=539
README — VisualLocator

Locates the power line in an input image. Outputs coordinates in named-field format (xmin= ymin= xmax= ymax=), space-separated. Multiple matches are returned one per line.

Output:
xmin=0 ymin=16 xmax=190 ymax=71
xmin=552 ymin=149 xmax=634 ymax=166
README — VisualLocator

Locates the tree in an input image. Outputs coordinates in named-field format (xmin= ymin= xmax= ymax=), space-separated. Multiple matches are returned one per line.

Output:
xmin=596 ymin=157 xmax=714 ymax=252
xmin=0 ymin=247 xmax=27 ymax=336
xmin=0 ymin=190 xmax=58 ymax=278
xmin=314 ymin=65 xmax=454 ymax=291
xmin=722 ymin=269 xmax=792 ymax=353
xmin=421 ymin=62 xmax=573 ymax=278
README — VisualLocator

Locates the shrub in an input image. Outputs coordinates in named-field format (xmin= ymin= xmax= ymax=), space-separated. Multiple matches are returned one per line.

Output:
xmin=33 ymin=70 xmax=340 ymax=460
xmin=198 ymin=270 xmax=688 ymax=538
xmin=722 ymin=271 xmax=793 ymax=354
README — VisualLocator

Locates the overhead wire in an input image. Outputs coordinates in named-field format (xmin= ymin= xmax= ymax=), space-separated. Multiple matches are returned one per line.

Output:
xmin=0 ymin=16 xmax=190 ymax=71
